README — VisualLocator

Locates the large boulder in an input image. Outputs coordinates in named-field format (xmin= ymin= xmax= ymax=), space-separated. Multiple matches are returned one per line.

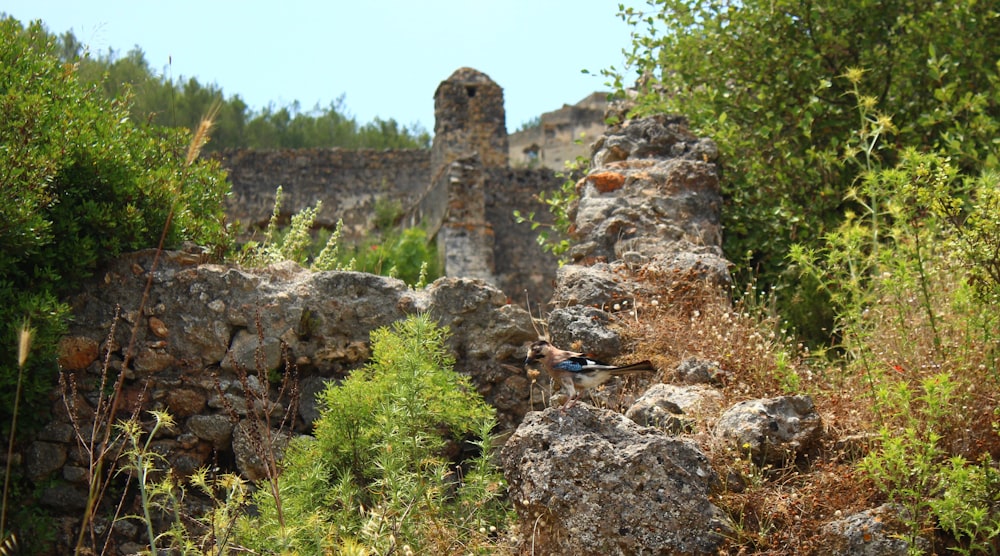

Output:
xmin=501 ymin=406 xmax=731 ymax=555
xmin=714 ymin=395 xmax=824 ymax=465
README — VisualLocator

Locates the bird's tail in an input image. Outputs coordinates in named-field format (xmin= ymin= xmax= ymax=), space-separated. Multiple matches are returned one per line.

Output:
xmin=610 ymin=360 xmax=656 ymax=374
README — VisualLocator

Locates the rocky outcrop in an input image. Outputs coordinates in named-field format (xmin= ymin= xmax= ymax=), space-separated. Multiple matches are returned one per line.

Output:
xmin=572 ymin=114 xmax=727 ymax=276
xmin=500 ymin=114 xmax=740 ymax=555
xmin=501 ymin=406 xmax=731 ymax=555
xmin=715 ymin=395 xmax=824 ymax=465
xmin=550 ymin=114 xmax=730 ymax=312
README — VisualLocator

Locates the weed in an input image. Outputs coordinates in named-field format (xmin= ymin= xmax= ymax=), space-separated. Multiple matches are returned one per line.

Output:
xmin=239 ymin=188 xmax=440 ymax=286
xmin=213 ymin=308 xmax=300 ymax=534
xmin=0 ymin=321 xmax=33 ymax=550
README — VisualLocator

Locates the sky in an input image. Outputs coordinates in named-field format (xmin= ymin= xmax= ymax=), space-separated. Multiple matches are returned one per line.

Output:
xmin=4 ymin=1 xmax=646 ymax=134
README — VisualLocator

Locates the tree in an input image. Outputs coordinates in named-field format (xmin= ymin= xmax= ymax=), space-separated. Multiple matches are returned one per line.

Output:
xmin=0 ymin=16 xmax=231 ymax=431
xmin=52 ymin=27 xmax=431 ymax=151
xmin=608 ymin=0 xmax=1000 ymax=340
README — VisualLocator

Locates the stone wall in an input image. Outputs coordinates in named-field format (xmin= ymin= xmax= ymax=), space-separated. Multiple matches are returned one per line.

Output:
xmin=33 ymin=250 xmax=541 ymax=553
xmin=486 ymin=167 xmax=561 ymax=305
xmin=215 ymin=147 xmax=430 ymax=239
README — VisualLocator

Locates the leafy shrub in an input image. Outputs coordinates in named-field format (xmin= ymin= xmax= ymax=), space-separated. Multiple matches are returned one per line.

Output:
xmin=789 ymin=86 xmax=1000 ymax=551
xmin=239 ymin=187 xmax=440 ymax=287
xmin=609 ymin=0 xmax=1000 ymax=343
xmin=346 ymin=226 xmax=438 ymax=286
xmin=0 ymin=17 xmax=230 ymax=429
xmin=236 ymin=314 xmax=511 ymax=553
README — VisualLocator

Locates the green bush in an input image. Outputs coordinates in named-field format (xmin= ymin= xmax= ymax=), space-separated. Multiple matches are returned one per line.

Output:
xmin=0 ymin=17 xmax=231 ymax=428
xmin=609 ymin=0 xmax=1000 ymax=343
xmin=236 ymin=314 xmax=511 ymax=554
xmin=347 ymin=226 xmax=438 ymax=286
xmin=788 ymin=86 xmax=1000 ymax=550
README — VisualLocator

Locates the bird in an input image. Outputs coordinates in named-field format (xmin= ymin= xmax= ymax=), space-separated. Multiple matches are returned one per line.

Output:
xmin=524 ymin=340 xmax=656 ymax=409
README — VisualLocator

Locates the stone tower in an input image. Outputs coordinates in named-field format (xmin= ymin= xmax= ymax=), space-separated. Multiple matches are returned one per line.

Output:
xmin=431 ymin=67 xmax=509 ymax=171
xmin=426 ymin=68 xmax=508 ymax=283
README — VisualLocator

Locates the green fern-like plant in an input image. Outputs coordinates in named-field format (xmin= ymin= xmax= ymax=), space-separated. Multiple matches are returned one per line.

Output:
xmin=238 ymin=189 xmax=440 ymax=286
xmin=236 ymin=314 xmax=511 ymax=554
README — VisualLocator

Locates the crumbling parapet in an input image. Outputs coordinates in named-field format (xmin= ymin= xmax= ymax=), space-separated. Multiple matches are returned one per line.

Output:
xmin=550 ymin=114 xmax=731 ymax=310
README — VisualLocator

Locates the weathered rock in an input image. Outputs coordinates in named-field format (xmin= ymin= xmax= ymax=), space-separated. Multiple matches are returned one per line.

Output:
xmin=573 ymin=117 xmax=724 ymax=263
xmin=501 ymin=406 xmax=731 ymax=555
xmin=187 ymin=414 xmax=234 ymax=449
xmin=147 ymin=316 xmax=170 ymax=338
xmin=37 ymin=422 xmax=75 ymax=443
xmin=646 ymin=250 xmax=732 ymax=288
xmin=715 ymin=395 xmax=823 ymax=465
xmin=57 ymin=336 xmax=100 ymax=371
xmin=591 ymin=114 xmax=717 ymax=167
xmin=38 ymin=484 xmax=88 ymax=512
xmin=425 ymin=277 xmax=539 ymax=428
xmin=817 ymin=504 xmax=915 ymax=556
xmin=625 ymin=383 xmax=713 ymax=434
xmin=25 ymin=441 xmax=67 ymax=482
xmin=165 ymin=388 xmax=207 ymax=418
xmin=673 ymin=357 xmax=730 ymax=386
xmin=221 ymin=329 xmax=283 ymax=373
xmin=297 ymin=374 xmax=333 ymax=425
xmin=232 ymin=419 xmax=292 ymax=482
xmin=549 ymin=263 xmax=628 ymax=308
xmin=546 ymin=305 xmax=620 ymax=359
xmin=62 ymin=465 xmax=88 ymax=483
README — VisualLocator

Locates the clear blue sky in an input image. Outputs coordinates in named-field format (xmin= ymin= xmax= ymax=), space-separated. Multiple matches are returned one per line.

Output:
xmin=4 ymin=1 xmax=645 ymax=134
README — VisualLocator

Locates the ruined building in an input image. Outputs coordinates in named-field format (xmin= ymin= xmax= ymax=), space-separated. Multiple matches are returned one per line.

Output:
xmin=217 ymin=67 xmax=578 ymax=305
xmin=507 ymin=91 xmax=610 ymax=169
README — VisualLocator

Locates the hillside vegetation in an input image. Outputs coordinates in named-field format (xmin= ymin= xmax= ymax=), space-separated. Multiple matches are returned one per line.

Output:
xmin=601 ymin=0 xmax=1000 ymax=552
xmin=46 ymin=19 xmax=431 ymax=151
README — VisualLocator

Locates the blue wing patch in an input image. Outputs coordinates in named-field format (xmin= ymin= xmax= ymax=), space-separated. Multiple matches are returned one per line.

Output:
xmin=554 ymin=356 xmax=610 ymax=373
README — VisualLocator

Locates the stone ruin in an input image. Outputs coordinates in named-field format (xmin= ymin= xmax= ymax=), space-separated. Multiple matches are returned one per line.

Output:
xmin=507 ymin=91 xmax=609 ymax=169
xmin=217 ymin=67 xmax=560 ymax=307
xmin=15 ymin=68 xmax=901 ymax=555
